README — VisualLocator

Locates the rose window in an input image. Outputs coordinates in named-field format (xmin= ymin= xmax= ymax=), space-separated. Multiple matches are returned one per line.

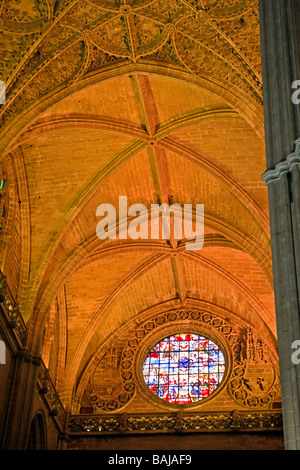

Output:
xmin=143 ymin=333 xmax=226 ymax=404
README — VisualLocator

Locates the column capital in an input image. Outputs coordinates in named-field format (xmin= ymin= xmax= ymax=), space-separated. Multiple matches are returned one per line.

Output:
xmin=262 ymin=138 xmax=300 ymax=186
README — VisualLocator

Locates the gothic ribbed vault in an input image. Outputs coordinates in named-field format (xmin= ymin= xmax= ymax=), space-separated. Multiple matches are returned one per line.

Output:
xmin=0 ymin=0 xmax=280 ymax=429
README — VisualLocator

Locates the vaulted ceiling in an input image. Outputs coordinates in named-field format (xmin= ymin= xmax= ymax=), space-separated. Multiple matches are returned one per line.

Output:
xmin=0 ymin=0 xmax=278 ymax=414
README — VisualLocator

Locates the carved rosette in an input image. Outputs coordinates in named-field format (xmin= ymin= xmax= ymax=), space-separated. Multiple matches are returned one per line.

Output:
xmin=85 ymin=308 xmax=280 ymax=412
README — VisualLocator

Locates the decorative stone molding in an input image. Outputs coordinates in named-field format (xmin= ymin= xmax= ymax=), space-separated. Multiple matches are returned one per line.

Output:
xmin=227 ymin=327 xmax=280 ymax=408
xmin=13 ymin=347 xmax=42 ymax=366
xmin=0 ymin=274 xmax=7 ymax=303
xmin=0 ymin=271 xmax=27 ymax=346
xmin=119 ymin=5 xmax=133 ymax=16
xmin=262 ymin=138 xmax=300 ymax=186
xmin=0 ymin=0 xmax=263 ymax=139
xmin=84 ymin=308 xmax=280 ymax=413
xmin=68 ymin=410 xmax=283 ymax=434
xmin=37 ymin=361 xmax=66 ymax=430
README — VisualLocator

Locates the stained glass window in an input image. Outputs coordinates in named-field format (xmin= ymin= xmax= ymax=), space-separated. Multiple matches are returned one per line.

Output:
xmin=143 ymin=333 xmax=226 ymax=404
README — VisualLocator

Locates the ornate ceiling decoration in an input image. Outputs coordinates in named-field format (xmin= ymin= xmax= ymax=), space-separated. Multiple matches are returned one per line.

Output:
xmin=0 ymin=0 xmax=276 ymax=424
xmin=82 ymin=308 xmax=280 ymax=414
xmin=0 ymin=0 xmax=262 ymax=135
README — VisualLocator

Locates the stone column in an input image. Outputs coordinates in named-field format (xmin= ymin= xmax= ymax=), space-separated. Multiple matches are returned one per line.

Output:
xmin=259 ymin=0 xmax=300 ymax=449
xmin=0 ymin=274 xmax=43 ymax=450
xmin=1 ymin=351 xmax=41 ymax=450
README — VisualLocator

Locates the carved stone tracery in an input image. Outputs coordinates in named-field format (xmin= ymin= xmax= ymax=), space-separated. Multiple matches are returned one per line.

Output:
xmin=84 ymin=308 xmax=280 ymax=413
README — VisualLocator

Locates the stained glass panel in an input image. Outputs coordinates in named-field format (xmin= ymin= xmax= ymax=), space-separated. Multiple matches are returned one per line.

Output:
xmin=143 ymin=333 xmax=225 ymax=404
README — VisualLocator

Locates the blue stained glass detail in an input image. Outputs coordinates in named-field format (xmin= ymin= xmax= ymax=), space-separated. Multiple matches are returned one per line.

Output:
xmin=143 ymin=333 xmax=225 ymax=404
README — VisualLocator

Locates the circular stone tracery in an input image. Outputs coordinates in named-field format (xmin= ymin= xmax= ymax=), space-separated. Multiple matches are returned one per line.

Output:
xmin=83 ymin=309 xmax=280 ymax=413
xmin=143 ymin=333 xmax=226 ymax=404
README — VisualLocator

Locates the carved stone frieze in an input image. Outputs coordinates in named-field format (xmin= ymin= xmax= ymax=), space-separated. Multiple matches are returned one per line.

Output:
xmin=37 ymin=361 xmax=66 ymax=428
xmin=0 ymin=271 xmax=27 ymax=344
xmin=68 ymin=409 xmax=283 ymax=434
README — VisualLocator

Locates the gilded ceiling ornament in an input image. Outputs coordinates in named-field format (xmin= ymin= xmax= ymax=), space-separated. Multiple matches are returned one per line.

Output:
xmin=165 ymin=22 xmax=176 ymax=34
xmin=119 ymin=4 xmax=133 ymax=15
xmin=80 ymin=28 xmax=92 ymax=41
xmin=0 ymin=0 xmax=262 ymax=140
xmin=195 ymin=9 xmax=209 ymax=23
